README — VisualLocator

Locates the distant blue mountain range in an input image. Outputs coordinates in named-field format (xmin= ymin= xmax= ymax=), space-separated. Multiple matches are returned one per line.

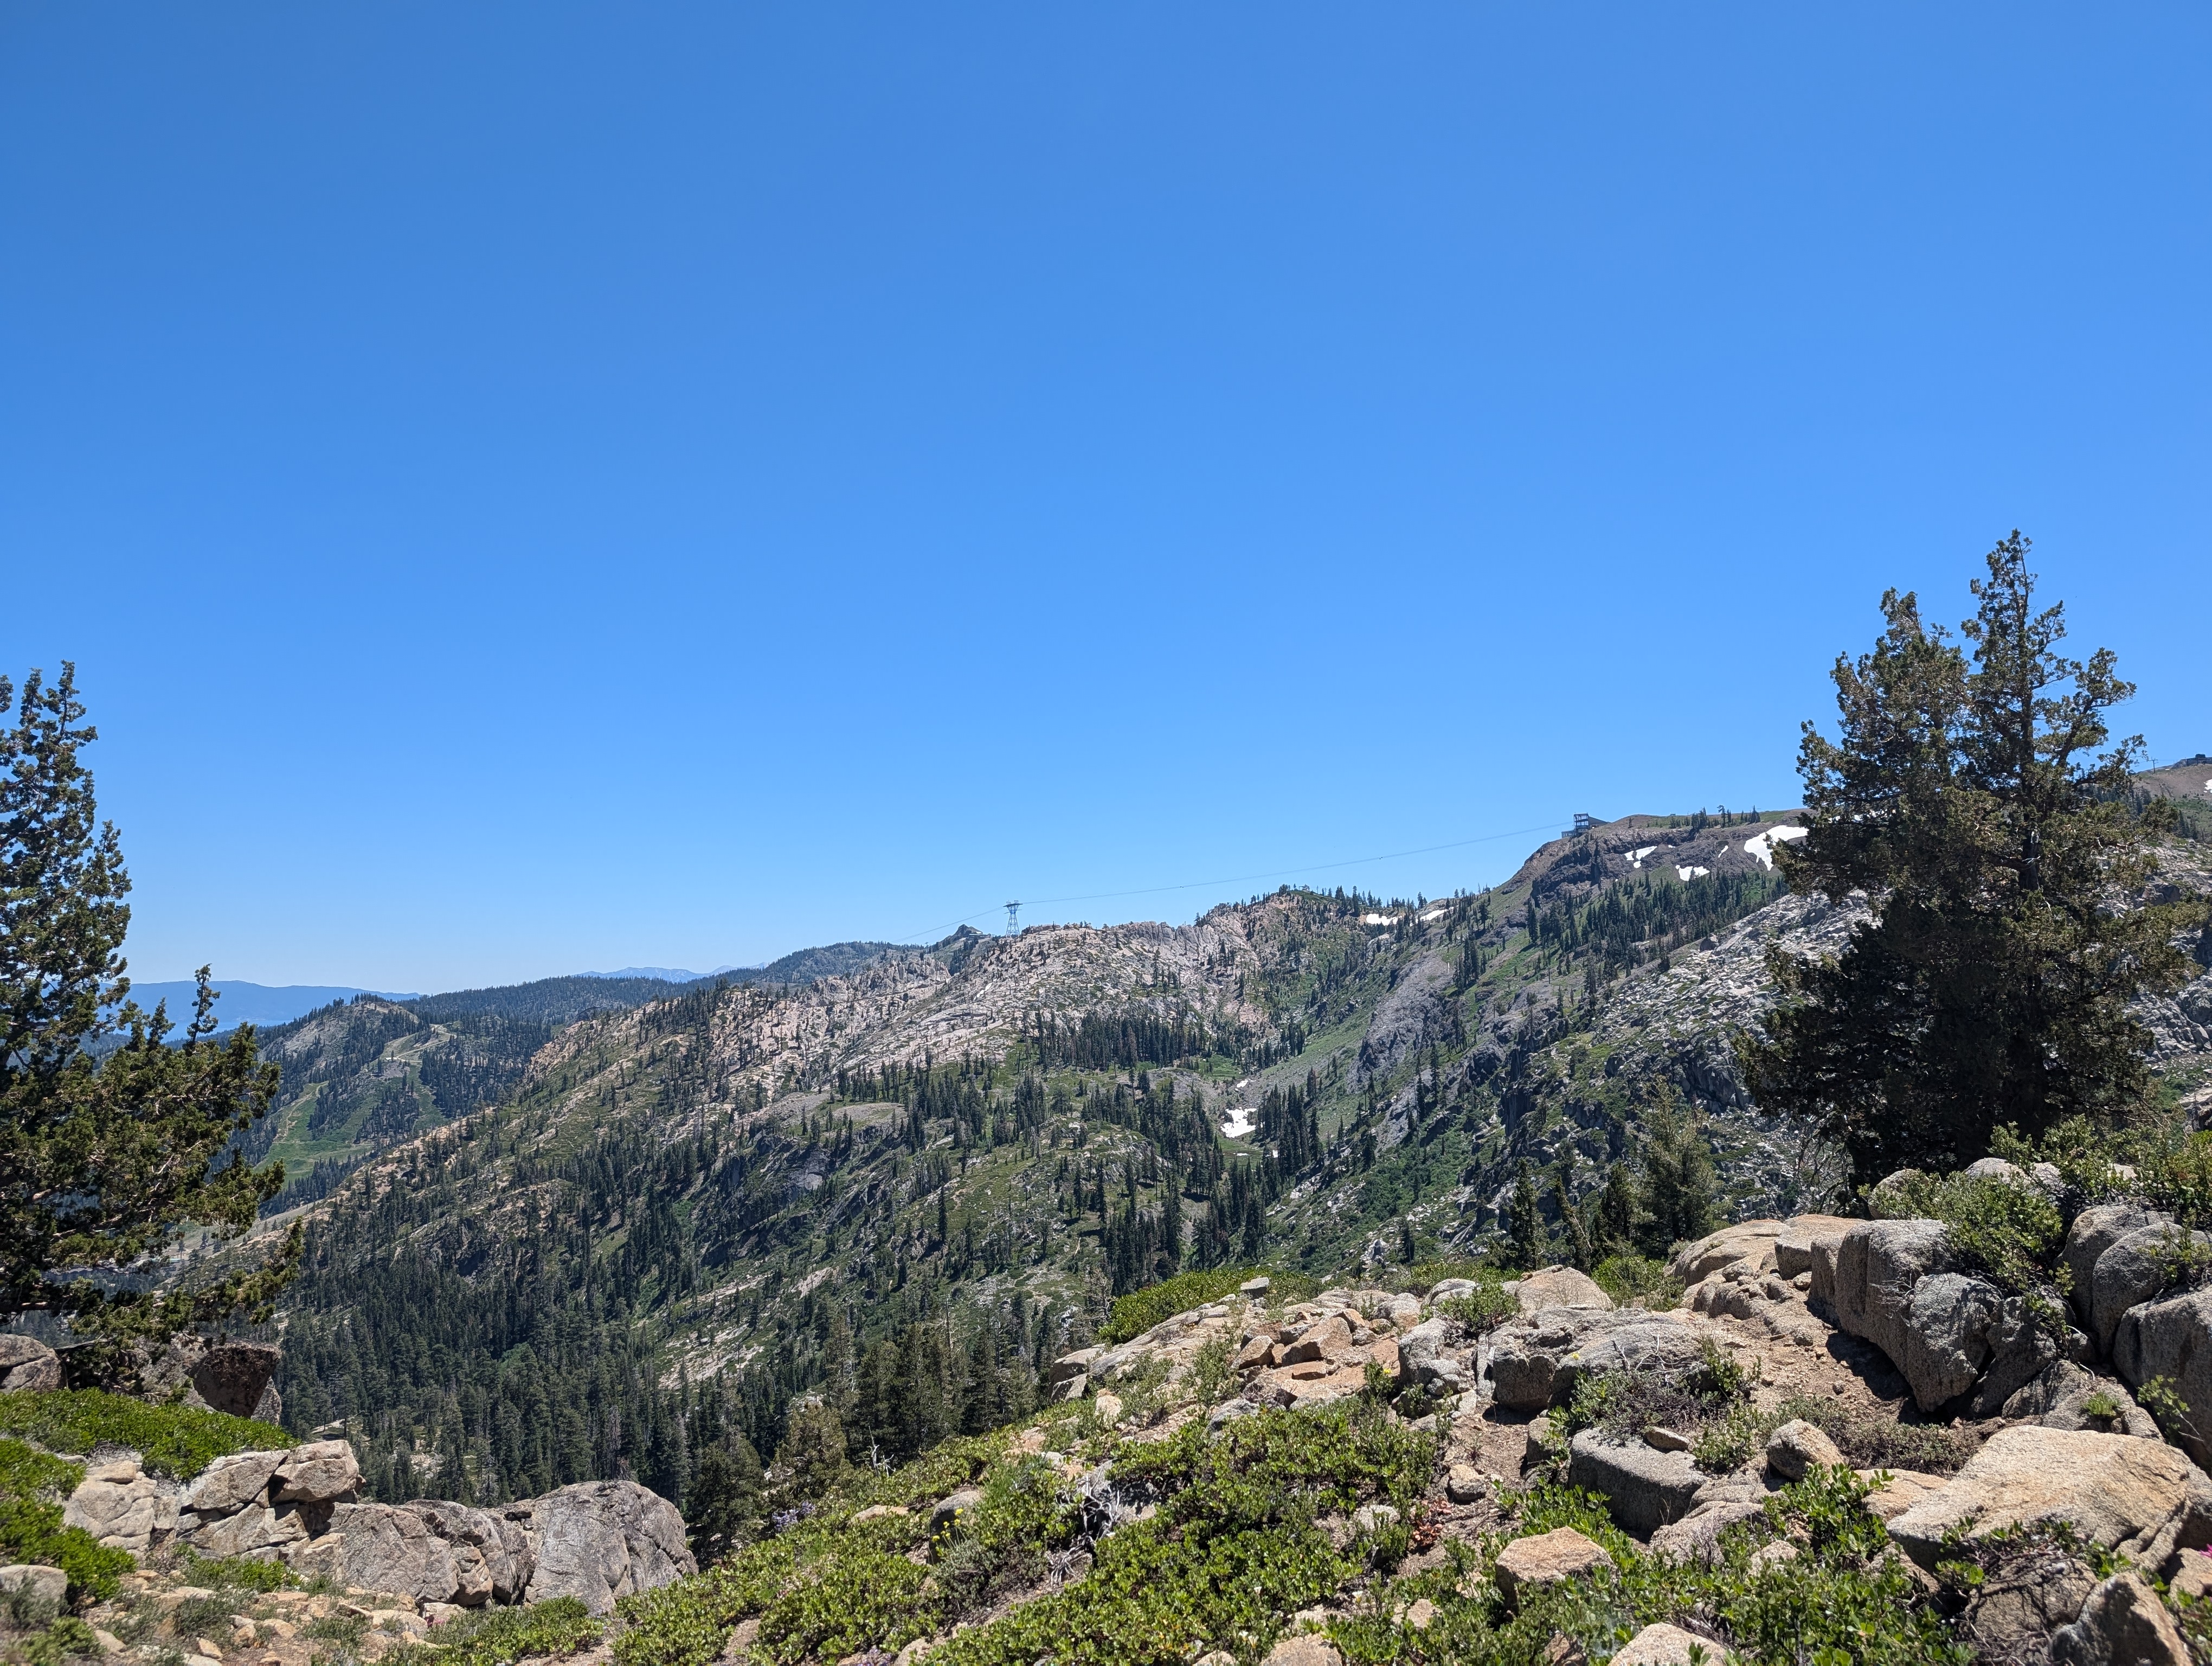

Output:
xmin=128 ymin=981 xmax=419 ymax=1030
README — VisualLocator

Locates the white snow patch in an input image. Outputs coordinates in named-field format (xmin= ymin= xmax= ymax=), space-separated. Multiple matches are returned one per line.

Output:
xmin=1362 ymin=912 xmax=1399 ymax=927
xmin=1676 ymin=864 xmax=1711 ymax=881
xmin=1221 ymin=1105 xmax=1257 ymax=1138
xmin=1626 ymin=845 xmax=1658 ymax=869
xmin=1741 ymin=824 xmax=1810 ymax=870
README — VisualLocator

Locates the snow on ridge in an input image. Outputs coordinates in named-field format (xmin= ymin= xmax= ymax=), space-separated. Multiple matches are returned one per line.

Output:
xmin=1741 ymin=824 xmax=1810 ymax=870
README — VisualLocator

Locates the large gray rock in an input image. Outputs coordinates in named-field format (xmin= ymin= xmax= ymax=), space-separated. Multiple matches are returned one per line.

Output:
xmin=303 ymin=1501 xmax=462 ymax=1603
xmin=520 ymin=1481 xmax=694 ymax=1614
xmin=273 ymin=1438 xmax=361 ymax=1504
xmin=0 ymin=1335 xmax=62 ymax=1394
xmin=61 ymin=1459 xmax=175 ymax=1554
xmin=1397 ymin=1319 xmax=1471 ymax=1393
xmin=2048 ymin=1569 xmax=2191 ymax=1666
xmin=1899 ymin=1272 xmax=2004 ymax=1409
xmin=1774 ymin=1215 xmax=1855 ymax=1280
xmin=407 ymin=1500 xmax=533 ymax=1605
xmin=1552 ymin=1317 xmax=1710 ymax=1404
xmin=184 ymin=1501 xmax=313 ymax=1559
xmin=2089 ymin=1225 xmax=2204 ymax=1359
xmin=184 ymin=1450 xmax=287 ymax=1518
xmin=0 ymin=1566 xmax=67 ymax=1606
xmin=1484 ymin=1309 xmax=1703 ymax=1409
xmin=1964 ymin=1293 xmax=2078 ymax=1419
xmin=1667 ymin=1221 xmax=1784 ymax=1285
xmin=189 ymin=1342 xmax=284 ymax=1420
xmin=1827 ymin=1219 xmax=1953 ymax=1380
xmin=1887 ymin=1426 xmax=2212 ymax=1573
xmin=1503 ymin=1267 xmax=1613 ymax=1315
xmin=1565 ymin=1430 xmax=1700 ymax=1536
xmin=2114 ymin=1286 xmax=2212 ymax=1468
xmin=1485 ymin=1311 xmax=1612 ymax=1409
xmin=2066 ymin=1204 xmax=2171 ymax=1327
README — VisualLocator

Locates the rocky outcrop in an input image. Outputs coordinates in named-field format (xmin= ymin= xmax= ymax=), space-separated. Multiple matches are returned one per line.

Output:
xmin=2048 ymin=1569 xmax=2191 ymax=1666
xmin=0 ymin=1335 xmax=62 ymax=1393
xmin=1668 ymin=1220 xmax=1784 ymax=1285
xmin=1818 ymin=1218 xmax=2080 ymax=1414
xmin=62 ymin=1459 xmax=177 ymax=1554
xmin=1503 ymin=1267 xmax=1612 ymax=1315
xmin=70 ymin=1429 xmax=689 ymax=1616
xmin=521 ymin=1481 xmax=694 ymax=1613
xmin=2113 ymin=1288 xmax=2212 ymax=1467
xmin=1565 ymin=1431 xmax=1700 ymax=1535
xmin=1887 ymin=1426 xmax=2212 ymax=1574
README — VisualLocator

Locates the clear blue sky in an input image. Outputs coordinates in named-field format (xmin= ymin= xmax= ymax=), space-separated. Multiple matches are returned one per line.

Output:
xmin=4 ymin=6 xmax=2206 ymax=994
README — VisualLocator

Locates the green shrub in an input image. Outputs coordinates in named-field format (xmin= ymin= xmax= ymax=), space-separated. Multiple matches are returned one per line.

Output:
xmin=1690 ymin=1401 xmax=1779 ymax=1474
xmin=1187 ymin=1334 xmax=1237 ymax=1408
xmin=1433 ymin=1277 xmax=1516 ymax=1336
xmin=1324 ymin=1470 xmax=1964 ymax=1666
xmin=15 ymin=1614 xmax=99 ymax=1665
xmin=756 ymin=1548 xmax=936 ymax=1664
xmin=1592 ymin=1254 xmax=1684 ymax=1310
xmin=1096 ymin=1267 xmax=1317 ymax=1344
xmin=1878 ymin=1173 xmax=2066 ymax=1298
xmin=611 ymin=1569 xmax=750 ymax=1666
xmin=385 ymin=1597 xmax=600 ymax=1665
xmin=1766 ymin=1393 xmax=1975 ymax=1476
xmin=171 ymin=1590 xmax=249 ymax=1639
xmin=0 ymin=1437 xmax=83 ymax=1502
xmin=178 ymin=1550 xmax=297 ymax=1593
xmin=0 ymin=1391 xmax=292 ymax=1479
xmin=0 ymin=1497 xmax=134 ymax=1601
xmin=935 ymin=1457 xmax=1080 ymax=1617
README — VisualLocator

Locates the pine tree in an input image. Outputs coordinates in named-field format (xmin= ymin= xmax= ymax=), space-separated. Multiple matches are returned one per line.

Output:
xmin=1637 ymin=1091 xmax=1715 ymax=1255
xmin=1507 ymin=1161 xmax=1544 ymax=1271
xmin=0 ymin=665 xmax=297 ymax=1354
xmin=1594 ymin=1161 xmax=1637 ymax=1258
xmin=683 ymin=1437 xmax=763 ymax=1562
xmin=1740 ymin=538 xmax=2206 ymax=1185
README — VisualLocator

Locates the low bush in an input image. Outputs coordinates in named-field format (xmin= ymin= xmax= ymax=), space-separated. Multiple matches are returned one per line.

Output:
xmin=0 ymin=1498 xmax=133 ymax=1602
xmin=0 ymin=1438 xmax=82 ymax=1502
xmin=1326 ymin=1470 xmax=1964 ymax=1666
xmin=1766 ymin=1392 xmax=1975 ymax=1476
xmin=12 ymin=1613 xmax=99 ymax=1665
xmin=1433 ymin=1278 xmax=1516 ymax=1337
xmin=177 ymin=1550 xmax=296 ymax=1593
xmin=1875 ymin=1172 xmax=2067 ymax=1306
xmin=1591 ymin=1253 xmax=1684 ymax=1310
xmin=386 ymin=1597 xmax=600 ymax=1666
xmin=1096 ymin=1267 xmax=1318 ymax=1344
xmin=0 ymin=1391 xmax=291 ymax=1479
xmin=1560 ymin=1340 xmax=1757 ymax=1457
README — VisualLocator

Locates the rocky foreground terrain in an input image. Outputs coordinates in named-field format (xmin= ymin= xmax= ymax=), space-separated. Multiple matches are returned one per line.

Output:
xmin=20 ymin=1118 xmax=2212 ymax=1661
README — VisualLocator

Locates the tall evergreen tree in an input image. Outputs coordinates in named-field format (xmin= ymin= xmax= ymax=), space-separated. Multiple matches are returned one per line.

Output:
xmin=1507 ymin=1161 xmax=1544 ymax=1271
xmin=1740 ymin=538 xmax=2206 ymax=1186
xmin=1635 ymin=1090 xmax=1715 ymax=1255
xmin=0 ymin=665 xmax=295 ymax=1353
